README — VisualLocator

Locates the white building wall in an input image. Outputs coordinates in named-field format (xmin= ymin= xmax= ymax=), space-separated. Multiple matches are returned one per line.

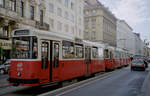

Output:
xmin=45 ymin=0 xmax=84 ymax=39
xmin=117 ymin=20 xmax=134 ymax=55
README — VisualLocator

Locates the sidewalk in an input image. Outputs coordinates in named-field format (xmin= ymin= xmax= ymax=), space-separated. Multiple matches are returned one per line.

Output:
xmin=141 ymin=69 xmax=150 ymax=96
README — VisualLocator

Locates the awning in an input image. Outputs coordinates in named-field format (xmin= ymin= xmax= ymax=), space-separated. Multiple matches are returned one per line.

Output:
xmin=0 ymin=39 xmax=12 ymax=50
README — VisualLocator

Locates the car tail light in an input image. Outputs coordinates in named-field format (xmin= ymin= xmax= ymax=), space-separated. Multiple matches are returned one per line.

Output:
xmin=142 ymin=64 xmax=145 ymax=67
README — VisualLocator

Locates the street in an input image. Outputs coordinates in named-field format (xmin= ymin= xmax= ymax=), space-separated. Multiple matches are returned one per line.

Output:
xmin=0 ymin=67 xmax=149 ymax=96
xmin=41 ymin=67 xmax=149 ymax=96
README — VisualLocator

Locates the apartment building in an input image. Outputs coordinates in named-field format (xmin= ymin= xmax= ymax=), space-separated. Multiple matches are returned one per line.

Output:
xmin=0 ymin=0 xmax=84 ymax=64
xmin=45 ymin=0 xmax=84 ymax=39
xmin=84 ymin=0 xmax=117 ymax=46
xmin=117 ymin=20 xmax=149 ymax=56
xmin=117 ymin=20 xmax=134 ymax=55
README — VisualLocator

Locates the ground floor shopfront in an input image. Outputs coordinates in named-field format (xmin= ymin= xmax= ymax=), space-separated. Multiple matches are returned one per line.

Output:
xmin=0 ymin=39 xmax=11 ymax=64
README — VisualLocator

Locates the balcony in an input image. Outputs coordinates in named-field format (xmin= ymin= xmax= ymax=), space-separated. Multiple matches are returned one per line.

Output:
xmin=35 ymin=21 xmax=49 ymax=30
xmin=0 ymin=7 xmax=19 ymax=21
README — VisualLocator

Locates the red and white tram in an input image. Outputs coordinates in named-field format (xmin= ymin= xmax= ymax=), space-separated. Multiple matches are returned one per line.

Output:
xmin=8 ymin=29 xmax=130 ymax=87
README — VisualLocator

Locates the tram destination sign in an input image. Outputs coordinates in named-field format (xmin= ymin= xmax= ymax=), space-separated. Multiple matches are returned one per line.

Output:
xmin=14 ymin=30 xmax=29 ymax=36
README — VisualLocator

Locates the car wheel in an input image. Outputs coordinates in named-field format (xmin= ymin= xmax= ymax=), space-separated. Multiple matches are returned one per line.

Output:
xmin=0 ymin=69 xmax=5 ymax=74
xmin=143 ymin=68 xmax=145 ymax=71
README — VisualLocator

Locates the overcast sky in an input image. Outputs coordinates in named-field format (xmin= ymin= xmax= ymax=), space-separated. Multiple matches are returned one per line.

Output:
xmin=99 ymin=0 xmax=150 ymax=43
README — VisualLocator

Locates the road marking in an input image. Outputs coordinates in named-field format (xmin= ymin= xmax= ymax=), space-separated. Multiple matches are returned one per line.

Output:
xmin=39 ymin=68 xmax=125 ymax=96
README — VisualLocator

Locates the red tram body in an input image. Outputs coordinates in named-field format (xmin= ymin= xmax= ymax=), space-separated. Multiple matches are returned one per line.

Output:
xmin=8 ymin=29 xmax=130 ymax=87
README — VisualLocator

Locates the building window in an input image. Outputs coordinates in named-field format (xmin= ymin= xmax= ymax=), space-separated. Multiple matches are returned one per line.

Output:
xmin=79 ymin=6 xmax=82 ymax=15
xmin=92 ymin=31 xmax=96 ymax=40
xmin=79 ymin=18 xmax=81 ymax=25
xmin=71 ymin=14 xmax=74 ymax=22
xmin=50 ymin=18 xmax=54 ymax=29
xmin=85 ymin=11 xmax=89 ymax=16
xmin=91 ymin=18 xmax=96 ymax=28
xmin=64 ymin=11 xmax=68 ymax=19
xmin=64 ymin=24 xmax=69 ymax=33
xmin=57 ymin=8 xmax=62 ymax=16
xmin=40 ymin=10 xmax=44 ymax=25
xmin=0 ymin=26 xmax=9 ymax=38
xmin=71 ymin=26 xmax=74 ymax=34
xmin=0 ymin=0 xmax=5 ymax=8
xmin=79 ymin=29 xmax=81 ymax=36
xmin=49 ymin=3 xmax=54 ymax=13
xmin=64 ymin=0 xmax=69 ymax=8
xmin=71 ymin=2 xmax=74 ymax=10
xmin=92 ymin=10 xmax=96 ymax=16
xmin=57 ymin=21 xmax=62 ymax=31
xmin=57 ymin=0 xmax=62 ymax=4
xmin=84 ymin=19 xmax=89 ymax=29
xmin=30 ymin=6 xmax=34 ymax=20
xmin=20 ymin=1 xmax=24 ymax=17
xmin=9 ymin=0 xmax=16 ymax=11
xmin=85 ymin=31 xmax=88 ymax=39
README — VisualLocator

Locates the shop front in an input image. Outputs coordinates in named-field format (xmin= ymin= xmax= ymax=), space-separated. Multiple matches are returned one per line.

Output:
xmin=0 ymin=39 xmax=11 ymax=64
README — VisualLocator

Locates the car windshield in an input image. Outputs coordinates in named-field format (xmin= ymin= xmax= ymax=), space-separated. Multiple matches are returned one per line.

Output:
xmin=132 ymin=60 xmax=144 ymax=63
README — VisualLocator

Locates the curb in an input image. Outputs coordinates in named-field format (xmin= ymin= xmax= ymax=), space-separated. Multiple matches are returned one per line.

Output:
xmin=141 ymin=70 xmax=150 ymax=96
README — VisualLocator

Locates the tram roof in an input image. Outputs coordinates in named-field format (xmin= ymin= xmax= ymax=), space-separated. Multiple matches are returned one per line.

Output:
xmin=12 ymin=29 xmax=74 ymax=41
xmin=83 ymin=40 xmax=106 ymax=48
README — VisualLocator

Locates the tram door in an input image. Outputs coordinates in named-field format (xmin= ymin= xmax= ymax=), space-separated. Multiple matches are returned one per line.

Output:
xmin=41 ymin=40 xmax=60 ymax=83
xmin=51 ymin=41 xmax=60 ymax=82
xmin=85 ymin=46 xmax=91 ymax=74
xmin=41 ymin=41 xmax=50 ymax=83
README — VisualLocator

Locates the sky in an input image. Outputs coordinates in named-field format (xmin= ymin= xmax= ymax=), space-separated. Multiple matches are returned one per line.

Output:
xmin=99 ymin=0 xmax=150 ymax=43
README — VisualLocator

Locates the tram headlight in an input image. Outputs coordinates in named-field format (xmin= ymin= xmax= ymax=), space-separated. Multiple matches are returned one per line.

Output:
xmin=17 ymin=72 xmax=21 ymax=76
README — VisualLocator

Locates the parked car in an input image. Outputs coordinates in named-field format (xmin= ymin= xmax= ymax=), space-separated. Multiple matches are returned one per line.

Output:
xmin=131 ymin=59 xmax=146 ymax=71
xmin=0 ymin=59 xmax=10 ymax=74
xmin=147 ymin=58 xmax=150 ymax=63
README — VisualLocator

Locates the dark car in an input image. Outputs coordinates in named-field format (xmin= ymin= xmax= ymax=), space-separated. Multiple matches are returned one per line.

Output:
xmin=131 ymin=59 xmax=146 ymax=71
xmin=0 ymin=59 xmax=10 ymax=74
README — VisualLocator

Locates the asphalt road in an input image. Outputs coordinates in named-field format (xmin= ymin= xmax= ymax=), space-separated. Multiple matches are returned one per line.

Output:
xmin=0 ymin=67 xmax=149 ymax=96
xmin=56 ymin=67 xmax=149 ymax=96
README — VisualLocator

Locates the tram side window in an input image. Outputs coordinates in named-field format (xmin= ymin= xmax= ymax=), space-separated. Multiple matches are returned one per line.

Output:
xmin=62 ymin=41 xmax=74 ymax=59
xmin=110 ymin=51 xmax=113 ymax=61
xmin=98 ymin=47 xmax=103 ymax=58
xmin=104 ymin=49 xmax=109 ymax=58
xmin=41 ymin=42 xmax=49 ymax=69
xmin=54 ymin=43 xmax=59 ymax=68
xmin=75 ymin=44 xmax=84 ymax=58
xmin=32 ymin=37 xmax=38 ymax=59
xmin=85 ymin=47 xmax=91 ymax=64
xmin=116 ymin=51 xmax=119 ymax=59
xmin=92 ymin=47 xmax=99 ymax=58
xmin=12 ymin=36 xmax=38 ymax=59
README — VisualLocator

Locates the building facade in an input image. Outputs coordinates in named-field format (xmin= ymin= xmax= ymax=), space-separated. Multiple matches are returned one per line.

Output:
xmin=0 ymin=0 xmax=84 ymax=64
xmin=45 ymin=0 xmax=84 ymax=39
xmin=117 ymin=20 xmax=134 ymax=55
xmin=84 ymin=0 xmax=117 ymax=46
xmin=117 ymin=20 xmax=148 ymax=56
